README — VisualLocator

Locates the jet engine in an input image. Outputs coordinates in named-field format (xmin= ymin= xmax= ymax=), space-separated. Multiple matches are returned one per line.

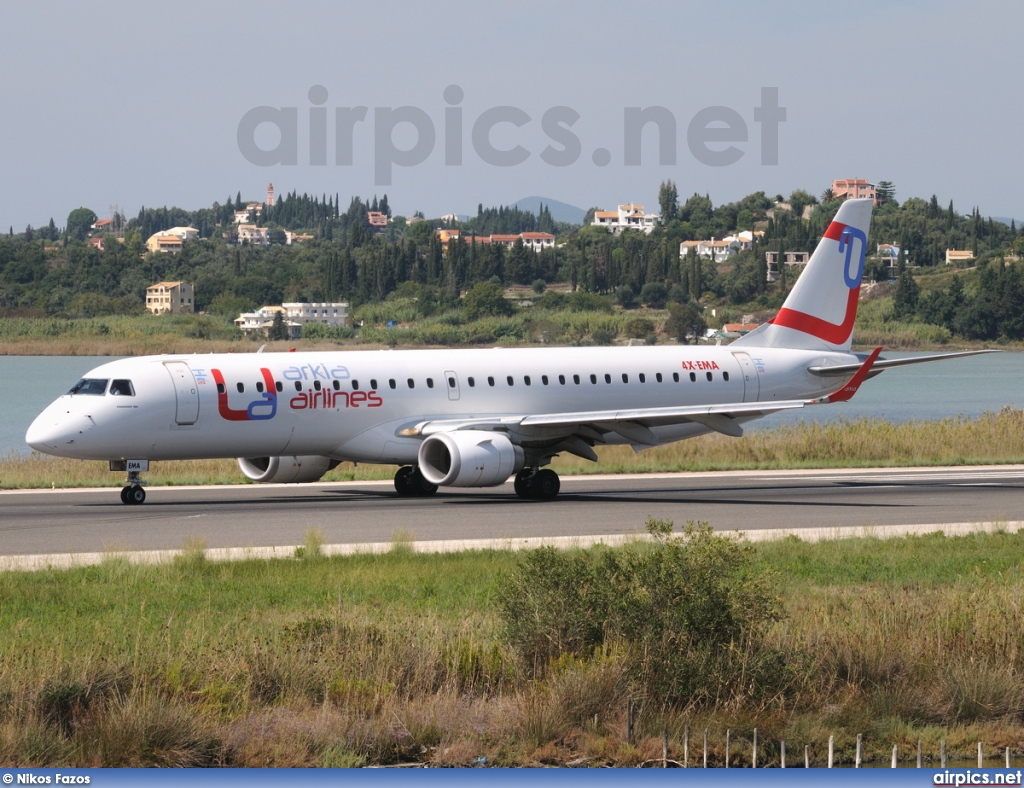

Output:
xmin=418 ymin=431 xmax=525 ymax=487
xmin=238 ymin=455 xmax=340 ymax=484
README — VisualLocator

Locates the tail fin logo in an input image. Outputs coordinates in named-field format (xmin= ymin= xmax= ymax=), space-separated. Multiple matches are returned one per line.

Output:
xmin=769 ymin=219 xmax=867 ymax=344
xmin=840 ymin=226 xmax=867 ymax=288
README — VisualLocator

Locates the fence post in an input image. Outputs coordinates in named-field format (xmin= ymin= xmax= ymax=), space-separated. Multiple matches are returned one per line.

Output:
xmin=627 ymin=699 xmax=635 ymax=746
xmin=684 ymin=725 xmax=689 ymax=768
xmin=828 ymin=735 xmax=834 ymax=768
xmin=725 ymin=729 xmax=730 ymax=768
xmin=856 ymin=733 xmax=862 ymax=768
xmin=1007 ymin=747 xmax=1011 ymax=768
xmin=781 ymin=740 xmax=786 ymax=769
xmin=753 ymin=727 xmax=758 ymax=769
xmin=978 ymin=742 xmax=983 ymax=768
xmin=663 ymin=725 xmax=668 ymax=768
xmin=941 ymin=741 xmax=946 ymax=768
xmin=805 ymin=745 xmax=810 ymax=769
xmin=918 ymin=740 xmax=923 ymax=768
xmin=703 ymin=729 xmax=708 ymax=768
xmin=892 ymin=745 xmax=898 ymax=768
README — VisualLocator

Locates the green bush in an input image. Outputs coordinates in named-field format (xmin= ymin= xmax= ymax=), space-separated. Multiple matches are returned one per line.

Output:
xmin=496 ymin=520 xmax=787 ymax=707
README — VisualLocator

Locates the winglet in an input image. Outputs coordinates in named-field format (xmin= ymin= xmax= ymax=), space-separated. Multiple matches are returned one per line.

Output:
xmin=817 ymin=347 xmax=882 ymax=403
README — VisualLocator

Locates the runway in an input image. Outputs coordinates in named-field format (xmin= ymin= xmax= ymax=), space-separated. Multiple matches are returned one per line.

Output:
xmin=2 ymin=465 xmax=1023 ymax=563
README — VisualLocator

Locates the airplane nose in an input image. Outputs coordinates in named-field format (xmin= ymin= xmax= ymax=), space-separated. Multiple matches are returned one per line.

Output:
xmin=25 ymin=409 xmax=90 ymax=455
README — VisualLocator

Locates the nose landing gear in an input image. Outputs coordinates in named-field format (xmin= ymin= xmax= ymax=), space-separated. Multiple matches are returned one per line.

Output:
xmin=110 ymin=460 xmax=149 ymax=505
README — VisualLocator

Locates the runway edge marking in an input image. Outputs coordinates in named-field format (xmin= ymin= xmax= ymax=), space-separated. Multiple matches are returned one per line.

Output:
xmin=0 ymin=521 xmax=1021 ymax=573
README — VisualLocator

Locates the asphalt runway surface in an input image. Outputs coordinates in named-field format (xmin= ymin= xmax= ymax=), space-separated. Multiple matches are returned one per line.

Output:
xmin=2 ymin=466 xmax=1023 ymax=558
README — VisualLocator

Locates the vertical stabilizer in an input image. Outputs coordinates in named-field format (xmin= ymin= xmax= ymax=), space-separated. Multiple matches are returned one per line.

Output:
xmin=733 ymin=198 xmax=873 ymax=351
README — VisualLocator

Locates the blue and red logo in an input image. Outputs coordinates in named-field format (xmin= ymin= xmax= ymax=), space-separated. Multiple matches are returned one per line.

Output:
xmin=211 ymin=368 xmax=277 ymax=421
xmin=769 ymin=220 xmax=867 ymax=343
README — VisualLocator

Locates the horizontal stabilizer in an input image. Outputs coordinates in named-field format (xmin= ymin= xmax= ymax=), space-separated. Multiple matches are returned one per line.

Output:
xmin=808 ymin=349 xmax=1000 ymax=376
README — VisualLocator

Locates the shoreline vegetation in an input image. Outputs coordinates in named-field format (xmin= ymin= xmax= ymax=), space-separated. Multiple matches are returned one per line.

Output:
xmin=0 ymin=523 xmax=1022 ymax=766
xmin=4 ymin=408 xmax=1024 ymax=490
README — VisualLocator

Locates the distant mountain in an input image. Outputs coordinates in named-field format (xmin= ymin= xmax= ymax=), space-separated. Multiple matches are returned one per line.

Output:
xmin=992 ymin=216 xmax=1022 ymax=228
xmin=513 ymin=196 xmax=587 ymax=225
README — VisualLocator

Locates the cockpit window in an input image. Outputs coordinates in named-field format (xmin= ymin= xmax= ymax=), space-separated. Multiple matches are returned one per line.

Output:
xmin=68 ymin=378 xmax=109 ymax=396
xmin=110 ymin=379 xmax=135 ymax=396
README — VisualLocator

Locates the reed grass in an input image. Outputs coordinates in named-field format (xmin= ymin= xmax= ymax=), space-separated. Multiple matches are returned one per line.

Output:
xmin=1 ymin=530 xmax=1023 ymax=766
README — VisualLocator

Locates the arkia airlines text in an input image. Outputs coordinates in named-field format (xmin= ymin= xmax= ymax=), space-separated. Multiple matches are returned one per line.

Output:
xmin=27 ymin=199 xmax=992 ymax=504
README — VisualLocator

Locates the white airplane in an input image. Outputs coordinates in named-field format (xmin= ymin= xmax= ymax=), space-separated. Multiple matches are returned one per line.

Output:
xmin=27 ymin=198 xmax=991 ymax=504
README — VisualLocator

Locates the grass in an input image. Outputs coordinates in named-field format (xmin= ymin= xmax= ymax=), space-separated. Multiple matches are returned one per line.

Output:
xmin=1 ymin=528 xmax=1024 ymax=766
xmin=5 ymin=409 xmax=1024 ymax=489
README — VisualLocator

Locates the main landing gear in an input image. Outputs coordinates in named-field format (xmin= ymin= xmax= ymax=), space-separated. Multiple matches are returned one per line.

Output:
xmin=514 ymin=468 xmax=560 ymax=500
xmin=393 ymin=465 xmax=438 ymax=497
xmin=119 ymin=470 xmax=146 ymax=505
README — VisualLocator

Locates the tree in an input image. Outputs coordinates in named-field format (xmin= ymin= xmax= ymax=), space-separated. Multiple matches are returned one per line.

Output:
xmin=876 ymin=181 xmax=897 ymax=205
xmin=891 ymin=263 xmax=919 ymax=319
xmin=463 ymin=281 xmax=514 ymax=319
xmin=640 ymin=281 xmax=668 ymax=309
xmin=66 ymin=207 xmax=97 ymax=241
xmin=666 ymin=301 xmax=707 ymax=344
xmin=269 ymin=310 xmax=288 ymax=340
xmin=658 ymin=180 xmax=679 ymax=223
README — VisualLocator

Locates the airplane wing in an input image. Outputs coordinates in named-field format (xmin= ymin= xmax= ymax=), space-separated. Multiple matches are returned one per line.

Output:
xmin=808 ymin=349 xmax=999 ymax=377
xmin=401 ymin=349 xmax=882 ymax=450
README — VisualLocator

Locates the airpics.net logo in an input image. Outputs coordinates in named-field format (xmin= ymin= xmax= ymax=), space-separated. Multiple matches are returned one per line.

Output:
xmin=236 ymin=85 xmax=786 ymax=185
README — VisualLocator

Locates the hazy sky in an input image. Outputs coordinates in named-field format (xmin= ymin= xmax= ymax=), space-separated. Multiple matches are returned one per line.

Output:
xmin=2 ymin=0 xmax=1021 ymax=231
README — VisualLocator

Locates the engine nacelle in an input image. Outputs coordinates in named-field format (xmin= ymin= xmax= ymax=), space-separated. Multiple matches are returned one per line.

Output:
xmin=238 ymin=455 xmax=340 ymax=484
xmin=418 ymin=430 xmax=525 ymax=487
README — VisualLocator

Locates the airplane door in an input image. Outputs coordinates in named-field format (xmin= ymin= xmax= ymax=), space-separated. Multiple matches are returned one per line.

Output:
xmin=730 ymin=352 xmax=760 ymax=402
xmin=444 ymin=370 xmax=460 ymax=401
xmin=164 ymin=361 xmax=200 ymax=425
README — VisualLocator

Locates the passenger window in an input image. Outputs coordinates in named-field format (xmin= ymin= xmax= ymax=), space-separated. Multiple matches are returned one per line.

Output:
xmin=558 ymin=375 xmax=566 ymax=385
xmin=488 ymin=377 xmax=495 ymax=386
xmin=542 ymin=375 xmax=549 ymax=385
xmin=217 ymin=383 xmax=225 ymax=394
xmin=723 ymin=371 xmax=730 ymax=381
xmin=524 ymin=376 xmax=531 ymax=386
xmin=507 ymin=376 xmax=514 ymax=386
xmin=639 ymin=373 xmax=646 ymax=383
xmin=332 ymin=380 xmax=340 ymax=391
xmin=448 ymin=377 xmax=456 ymax=388
xmin=295 ymin=382 xmax=303 ymax=391
xmin=314 ymin=381 xmax=322 ymax=391
xmin=389 ymin=379 xmax=396 ymax=389
xmin=68 ymin=378 xmax=109 ymax=396
xmin=622 ymin=373 xmax=629 ymax=383
xmin=706 ymin=372 xmax=713 ymax=381
xmin=276 ymin=381 xmax=283 ymax=392
xmin=371 ymin=379 xmax=378 ymax=389
xmin=590 ymin=374 xmax=597 ymax=384
xmin=427 ymin=378 xmax=434 ymax=388
xmin=689 ymin=372 xmax=697 ymax=382
xmin=573 ymin=374 xmax=580 ymax=384
xmin=351 ymin=380 xmax=359 ymax=390
xmin=407 ymin=379 xmax=415 ymax=389
xmin=673 ymin=372 xmax=679 ymax=382
xmin=468 ymin=377 xmax=476 ymax=387
xmin=110 ymin=379 xmax=134 ymax=396
xmin=256 ymin=381 xmax=264 ymax=393
xmin=236 ymin=382 xmax=245 ymax=393
xmin=604 ymin=374 xmax=611 ymax=384
xmin=656 ymin=373 xmax=663 ymax=383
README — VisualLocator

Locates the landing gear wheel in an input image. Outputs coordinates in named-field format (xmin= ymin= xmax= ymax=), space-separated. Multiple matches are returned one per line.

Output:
xmin=532 ymin=469 xmax=560 ymax=500
xmin=394 ymin=466 xmax=417 ymax=496
xmin=123 ymin=485 xmax=146 ymax=505
xmin=514 ymin=469 xmax=560 ymax=500
xmin=394 ymin=466 xmax=439 ymax=497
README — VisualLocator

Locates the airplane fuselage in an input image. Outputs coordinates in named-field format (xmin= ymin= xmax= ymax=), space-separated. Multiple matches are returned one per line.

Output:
xmin=26 ymin=344 xmax=857 ymax=465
